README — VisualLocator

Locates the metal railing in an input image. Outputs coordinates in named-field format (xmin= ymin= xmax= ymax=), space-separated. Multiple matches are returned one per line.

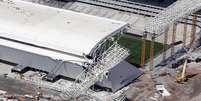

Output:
xmin=145 ymin=0 xmax=201 ymax=36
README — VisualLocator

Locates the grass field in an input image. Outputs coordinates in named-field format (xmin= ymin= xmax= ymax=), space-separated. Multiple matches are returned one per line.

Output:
xmin=118 ymin=34 xmax=165 ymax=66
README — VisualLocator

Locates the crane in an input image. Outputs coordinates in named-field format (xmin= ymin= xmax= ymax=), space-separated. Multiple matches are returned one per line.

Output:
xmin=23 ymin=43 xmax=129 ymax=101
xmin=23 ymin=0 xmax=201 ymax=100
xmin=62 ymin=43 xmax=129 ymax=100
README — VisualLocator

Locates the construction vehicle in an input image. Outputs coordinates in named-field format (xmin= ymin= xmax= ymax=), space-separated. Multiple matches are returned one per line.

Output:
xmin=175 ymin=70 xmax=184 ymax=83
xmin=175 ymin=59 xmax=187 ymax=83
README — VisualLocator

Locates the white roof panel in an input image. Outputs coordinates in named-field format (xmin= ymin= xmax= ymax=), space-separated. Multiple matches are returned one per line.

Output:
xmin=0 ymin=38 xmax=86 ymax=65
xmin=0 ymin=0 xmax=127 ymax=57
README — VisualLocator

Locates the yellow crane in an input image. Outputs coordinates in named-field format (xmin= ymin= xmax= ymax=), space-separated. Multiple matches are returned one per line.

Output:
xmin=176 ymin=59 xmax=187 ymax=83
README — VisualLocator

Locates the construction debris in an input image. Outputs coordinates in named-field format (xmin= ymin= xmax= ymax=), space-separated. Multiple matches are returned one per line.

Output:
xmin=156 ymin=84 xmax=171 ymax=97
xmin=0 ymin=0 xmax=201 ymax=101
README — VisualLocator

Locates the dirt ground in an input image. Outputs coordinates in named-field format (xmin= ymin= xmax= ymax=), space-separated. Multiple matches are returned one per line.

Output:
xmin=126 ymin=71 xmax=201 ymax=101
xmin=0 ymin=75 xmax=64 ymax=101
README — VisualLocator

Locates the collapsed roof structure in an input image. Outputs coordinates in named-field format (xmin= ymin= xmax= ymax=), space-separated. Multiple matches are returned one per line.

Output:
xmin=0 ymin=0 xmax=142 ymax=93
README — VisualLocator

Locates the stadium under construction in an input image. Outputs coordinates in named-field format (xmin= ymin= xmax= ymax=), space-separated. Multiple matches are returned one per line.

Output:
xmin=0 ymin=0 xmax=201 ymax=101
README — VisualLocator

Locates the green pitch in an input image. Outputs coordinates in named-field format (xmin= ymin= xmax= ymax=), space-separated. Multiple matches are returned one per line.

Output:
xmin=118 ymin=34 xmax=165 ymax=66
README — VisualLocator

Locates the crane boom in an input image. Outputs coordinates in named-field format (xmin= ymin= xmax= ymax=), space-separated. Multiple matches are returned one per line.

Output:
xmin=63 ymin=43 xmax=129 ymax=100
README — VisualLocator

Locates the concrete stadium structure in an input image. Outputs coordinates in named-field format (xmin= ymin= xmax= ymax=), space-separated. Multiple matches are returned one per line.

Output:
xmin=0 ymin=0 xmax=142 ymax=92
